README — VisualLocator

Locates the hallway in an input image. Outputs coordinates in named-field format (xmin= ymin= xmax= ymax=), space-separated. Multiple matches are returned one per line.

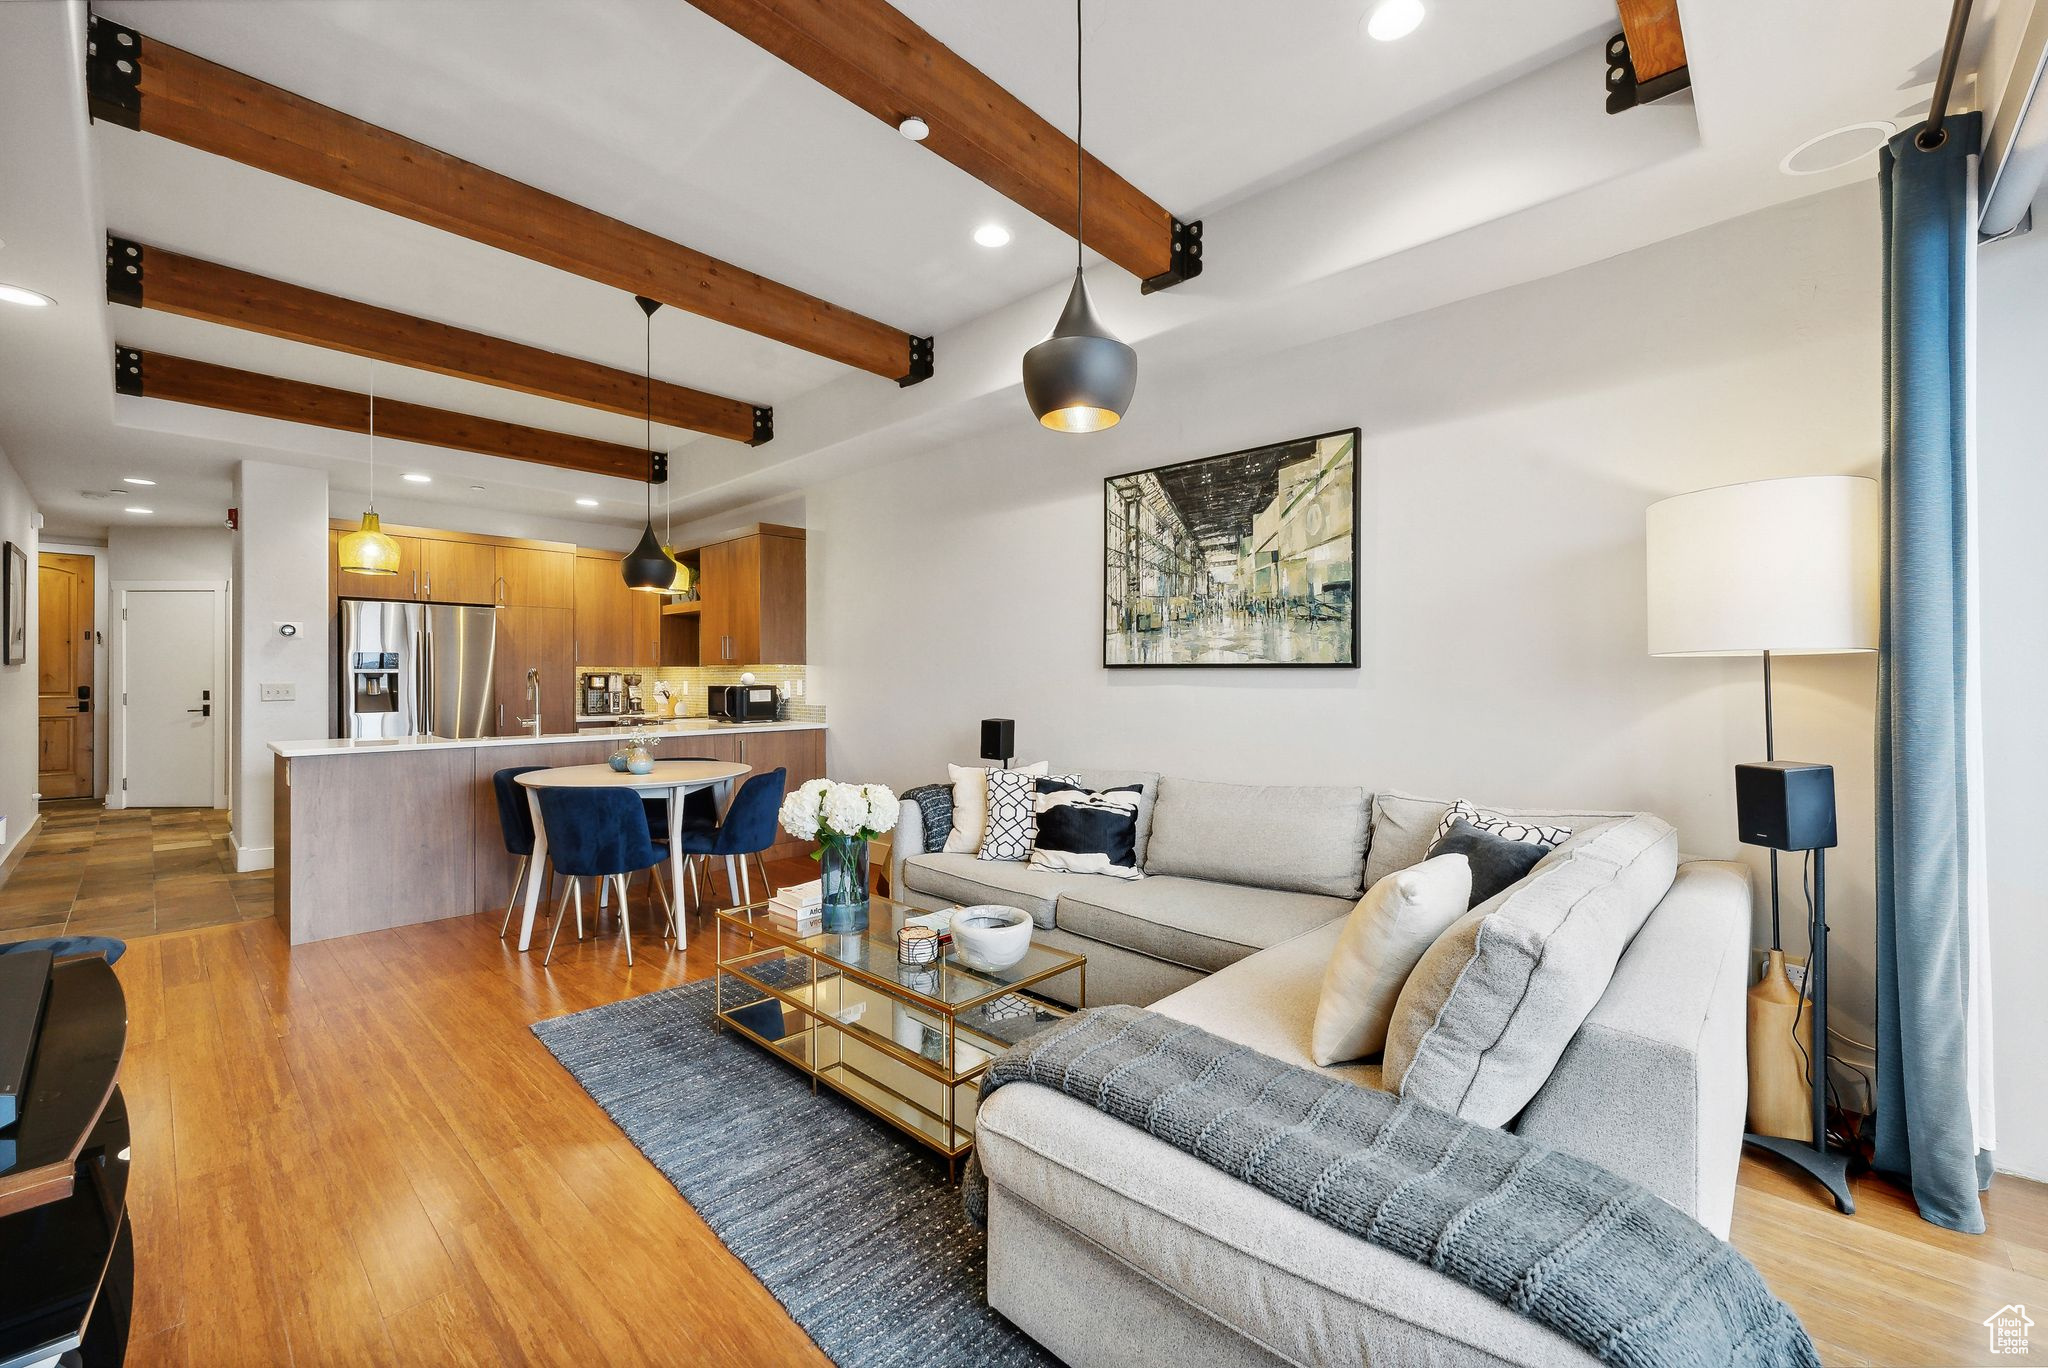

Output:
xmin=0 ymin=801 xmax=272 ymax=941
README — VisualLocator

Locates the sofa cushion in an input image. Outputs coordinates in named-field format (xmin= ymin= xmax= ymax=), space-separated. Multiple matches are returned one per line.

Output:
xmin=1364 ymin=790 xmax=1636 ymax=888
xmin=1429 ymin=818 xmax=1550 ymax=907
xmin=1065 ymin=768 xmax=1162 ymax=864
xmin=900 ymin=852 xmax=1109 ymax=929
xmin=1143 ymin=777 xmax=1369 ymax=898
xmin=942 ymin=761 xmax=1047 ymax=854
xmin=1028 ymin=779 xmax=1144 ymax=880
xmin=1310 ymin=854 xmax=1472 ymax=1066
xmin=1383 ymin=813 xmax=1680 ymax=1126
xmin=1054 ymin=875 xmax=1353 ymax=975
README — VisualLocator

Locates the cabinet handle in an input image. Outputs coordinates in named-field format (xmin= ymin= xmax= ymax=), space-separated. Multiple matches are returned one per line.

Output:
xmin=495 ymin=574 xmax=506 ymax=604
xmin=411 ymin=569 xmax=419 ymax=599
xmin=425 ymin=570 xmax=433 ymax=599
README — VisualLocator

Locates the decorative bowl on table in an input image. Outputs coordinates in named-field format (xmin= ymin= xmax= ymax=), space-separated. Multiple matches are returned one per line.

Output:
xmin=949 ymin=905 xmax=1033 ymax=971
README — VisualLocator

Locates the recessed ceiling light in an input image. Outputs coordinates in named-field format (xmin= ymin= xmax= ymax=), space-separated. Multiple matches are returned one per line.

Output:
xmin=0 ymin=283 xmax=55 ymax=308
xmin=1364 ymin=0 xmax=1425 ymax=42
xmin=122 ymin=476 xmax=156 ymax=486
xmin=576 ymin=497 xmax=600 ymax=507
xmin=1780 ymin=121 xmax=1897 ymax=176
xmin=124 ymin=506 xmax=153 ymax=515
xmin=402 ymin=472 xmax=432 ymax=483
xmin=973 ymin=223 xmax=1013 ymax=248
xmin=898 ymin=115 xmax=930 ymax=141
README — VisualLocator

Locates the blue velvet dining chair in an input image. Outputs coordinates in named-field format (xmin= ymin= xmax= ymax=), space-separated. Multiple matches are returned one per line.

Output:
xmin=678 ymin=767 xmax=787 ymax=908
xmin=535 ymin=787 xmax=675 ymax=967
xmin=492 ymin=766 xmax=553 ymax=939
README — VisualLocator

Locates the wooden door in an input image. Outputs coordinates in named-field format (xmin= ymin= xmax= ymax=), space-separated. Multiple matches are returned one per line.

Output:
xmin=493 ymin=606 xmax=574 ymax=735
xmin=422 ymin=538 xmax=497 ymax=604
xmin=572 ymin=553 xmax=632 ymax=666
xmin=37 ymin=551 xmax=94 ymax=799
xmin=734 ymin=728 xmax=825 ymax=856
xmin=697 ymin=539 xmax=736 ymax=664
xmin=495 ymin=546 xmax=574 ymax=609
xmin=336 ymin=530 xmax=423 ymax=601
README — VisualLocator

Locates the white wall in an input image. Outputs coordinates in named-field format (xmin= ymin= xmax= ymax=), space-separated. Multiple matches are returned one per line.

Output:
xmin=107 ymin=524 xmax=232 ymax=584
xmin=230 ymin=461 xmax=329 ymax=871
xmin=1978 ymin=224 xmax=2048 ymax=1180
xmin=803 ymin=184 xmax=1888 ymax=1063
xmin=0 ymin=445 xmax=39 ymax=866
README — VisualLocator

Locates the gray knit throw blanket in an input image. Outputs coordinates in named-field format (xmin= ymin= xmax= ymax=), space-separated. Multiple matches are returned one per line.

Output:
xmin=962 ymin=1006 xmax=1817 ymax=1368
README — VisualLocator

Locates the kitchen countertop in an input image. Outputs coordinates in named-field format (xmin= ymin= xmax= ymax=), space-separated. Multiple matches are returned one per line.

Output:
xmin=270 ymin=718 xmax=825 ymax=758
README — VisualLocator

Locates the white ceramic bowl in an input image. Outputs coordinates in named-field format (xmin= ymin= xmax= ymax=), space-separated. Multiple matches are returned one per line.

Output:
xmin=950 ymin=904 xmax=1034 ymax=970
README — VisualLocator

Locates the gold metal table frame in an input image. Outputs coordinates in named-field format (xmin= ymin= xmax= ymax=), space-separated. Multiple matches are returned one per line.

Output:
xmin=712 ymin=896 xmax=1086 ymax=1178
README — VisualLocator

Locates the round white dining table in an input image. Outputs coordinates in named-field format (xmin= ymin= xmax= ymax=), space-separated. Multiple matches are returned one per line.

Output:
xmin=512 ymin=759 xmax=750 ymax=952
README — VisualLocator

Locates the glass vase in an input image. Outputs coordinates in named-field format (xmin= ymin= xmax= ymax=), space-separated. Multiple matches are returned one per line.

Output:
xmin=820 ymin=838 xmax=870 ymax=934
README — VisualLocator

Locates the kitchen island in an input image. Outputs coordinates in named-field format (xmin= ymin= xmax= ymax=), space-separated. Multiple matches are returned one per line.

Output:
xmin=270 ymin=721 xmax=825 ymax=946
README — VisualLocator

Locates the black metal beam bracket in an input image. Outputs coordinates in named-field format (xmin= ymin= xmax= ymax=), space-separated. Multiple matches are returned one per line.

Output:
xmin=1604 ymin=30 xmax=1690 ymax=115
xmin=86 ymin=12 xmax=144 ymax=129
xmin=114 ymin=347 xmax=144 ymax=396
xmin=750 ymin=407 xmax=774 ymax=446
xmin=106 ymin=236 xmax=145 ymax=307
xmin=649 ymin=451 xmax=669 ymax=485
xmin=898 ymin=335 xmax=934 ymax=388
xmin=1141 ymin=219 xmax=1204 ymax=295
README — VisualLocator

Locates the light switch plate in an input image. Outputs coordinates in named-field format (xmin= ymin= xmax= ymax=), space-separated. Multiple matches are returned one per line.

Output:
xmin=260 ymin=682 xmax=296 ymax=702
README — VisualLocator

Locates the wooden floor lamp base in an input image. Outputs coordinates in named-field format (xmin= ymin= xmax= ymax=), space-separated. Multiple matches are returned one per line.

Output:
xmin=1746 ymin=948 xmax=1814 ymax=1142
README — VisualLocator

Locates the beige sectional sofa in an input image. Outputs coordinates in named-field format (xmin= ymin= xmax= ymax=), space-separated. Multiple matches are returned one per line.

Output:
xmin=892 ymin=772 xmax=1752 ymax=1368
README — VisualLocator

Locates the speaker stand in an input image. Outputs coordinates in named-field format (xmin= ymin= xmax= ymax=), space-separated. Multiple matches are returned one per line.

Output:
xmin=1742 ymin=846 xmax=1855 ymax=1213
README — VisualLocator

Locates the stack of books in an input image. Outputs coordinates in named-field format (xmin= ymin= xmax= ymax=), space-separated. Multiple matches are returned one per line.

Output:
xmin=769 ymin=881 xmax=823 ymax=934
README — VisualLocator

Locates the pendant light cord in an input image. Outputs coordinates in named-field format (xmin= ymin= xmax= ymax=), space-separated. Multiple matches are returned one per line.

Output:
xmin=645 ymin=307 xmax=655 ymax=521
xmin=1074 ymin=0 xmax=1084 ymax=272
xmin=367 ymin=369 xmax=377 ymax=514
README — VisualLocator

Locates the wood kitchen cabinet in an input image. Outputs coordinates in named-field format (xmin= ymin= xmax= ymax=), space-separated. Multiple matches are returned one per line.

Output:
xmin=694 ymin=526 xmax=806 ymax=665
xmin=573 ymin=550 xmax=635 ymax=666
xmin=495 ymin=545 xmax=575 ymax=609
xmin=331 ymin=527 xmax=424 ymax=602
xmin=493 ymin=606 xmax=575 ymax=735
xmin=421 ymin=537 xmax=497 ymax=604
xmin=732 ymin=727 xmax=826 ymax=856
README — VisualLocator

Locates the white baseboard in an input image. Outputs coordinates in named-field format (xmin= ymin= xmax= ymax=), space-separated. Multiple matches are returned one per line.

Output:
xmin=234 ymin=842 xmax=274 ymax=873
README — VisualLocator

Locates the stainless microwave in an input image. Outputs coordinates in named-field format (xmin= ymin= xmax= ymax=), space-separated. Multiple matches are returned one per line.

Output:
xmin=709 ymin=683 xmax=778 ymax=722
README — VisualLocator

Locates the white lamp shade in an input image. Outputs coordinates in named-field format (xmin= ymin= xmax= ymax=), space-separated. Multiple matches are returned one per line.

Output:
xmin=1646 ymin=475 xmax=1880 ymax=656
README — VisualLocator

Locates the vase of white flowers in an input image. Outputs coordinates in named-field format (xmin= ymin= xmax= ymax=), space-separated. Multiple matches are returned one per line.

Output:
xmin=778 ymin=779 xmax=897 ymax=933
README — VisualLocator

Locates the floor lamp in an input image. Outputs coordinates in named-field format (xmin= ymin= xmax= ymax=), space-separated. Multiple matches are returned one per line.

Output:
xmin=1645 ymin=475 xmax=1880 ymax=1209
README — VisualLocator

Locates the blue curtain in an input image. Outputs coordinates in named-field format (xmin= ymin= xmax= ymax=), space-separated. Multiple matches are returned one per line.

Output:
xmin=1874 ymin=111 xmax=1992 ymax=1235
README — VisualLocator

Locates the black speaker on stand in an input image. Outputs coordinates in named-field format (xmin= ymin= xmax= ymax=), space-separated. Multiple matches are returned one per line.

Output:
xmin=1737 ymin=760 xmax=1854 ymax=1213
xmin=980 ymin=719 xmax=1015 ymax=771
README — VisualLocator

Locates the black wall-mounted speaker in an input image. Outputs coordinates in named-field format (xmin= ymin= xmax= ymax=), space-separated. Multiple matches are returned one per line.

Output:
xmin=980 ymin=718 xmax=1015 ymax=765
xmin=1736 ymin=761 xmax=1837 ymax=852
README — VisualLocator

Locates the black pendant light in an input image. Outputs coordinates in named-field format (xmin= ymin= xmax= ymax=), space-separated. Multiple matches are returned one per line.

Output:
xmin=1022 ymin=0 xmax=1136 ymax=433
xmin=622 ymin=295 xmax=679 ymax=593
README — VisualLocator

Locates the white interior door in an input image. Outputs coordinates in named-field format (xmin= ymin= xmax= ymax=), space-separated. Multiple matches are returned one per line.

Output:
xmin=122 ymin=587 xmax=220 ymax=807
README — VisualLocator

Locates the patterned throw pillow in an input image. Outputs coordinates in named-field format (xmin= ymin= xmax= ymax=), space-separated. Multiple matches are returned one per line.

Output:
xmin=1433 ymin=799 xmax=1570 ymax=850
xmin=944 ymin=761 xmax=1048 ymax=854
xmin=1028 ymin=780 xmax=1145 ymax=880
xmin=979 ymin=770 xmax=1077 ymax=862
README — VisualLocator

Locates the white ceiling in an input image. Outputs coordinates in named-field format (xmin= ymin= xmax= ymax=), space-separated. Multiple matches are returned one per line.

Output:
xmin=0 ymin=0 xmax=2013 ymax=542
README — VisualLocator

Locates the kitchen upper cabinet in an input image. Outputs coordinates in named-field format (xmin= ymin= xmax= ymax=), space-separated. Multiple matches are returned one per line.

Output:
xmin=573 ymin=551 xmax=635 ymax=667
xmin=696 ymin=528 xmax=805 ymax=665
xmin=493 ymin=606 xmax=575 ymax=735
xmin=332 ymin=527 xmax=424 ymax=602
xmin=421 ymin=538 xmax=497 ymax=605
xmin=495 ymin=545 xmax=574 ymax=610
xmin=631 ymin=591 xmax=661 ymax=668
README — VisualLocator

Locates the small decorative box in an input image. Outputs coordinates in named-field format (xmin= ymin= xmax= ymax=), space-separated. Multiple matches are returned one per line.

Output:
xmin=897 ymin=924 xmax=940 ymax=965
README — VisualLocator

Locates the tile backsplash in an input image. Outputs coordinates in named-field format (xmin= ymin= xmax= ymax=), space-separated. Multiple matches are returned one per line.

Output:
xmin=577 ymin=663 xmax=823 ymax=723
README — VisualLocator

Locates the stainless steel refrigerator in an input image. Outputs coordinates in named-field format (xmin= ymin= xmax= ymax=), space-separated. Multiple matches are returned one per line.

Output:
xmin=338 ymin=599 xmax=497 ymax=740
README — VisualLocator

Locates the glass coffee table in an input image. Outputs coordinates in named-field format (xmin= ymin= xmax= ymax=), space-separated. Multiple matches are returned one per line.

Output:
xmin=713 ymin=895 xmax=1085 ymax=1177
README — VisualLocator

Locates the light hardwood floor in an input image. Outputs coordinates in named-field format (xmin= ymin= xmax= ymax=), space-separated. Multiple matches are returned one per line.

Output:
xmin=79 ymin=875 xmax=2047 ymax=1367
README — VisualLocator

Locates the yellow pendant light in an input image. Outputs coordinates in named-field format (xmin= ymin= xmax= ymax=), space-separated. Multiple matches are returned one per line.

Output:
xmin=339 ymin=372 xmax=401 ymax=575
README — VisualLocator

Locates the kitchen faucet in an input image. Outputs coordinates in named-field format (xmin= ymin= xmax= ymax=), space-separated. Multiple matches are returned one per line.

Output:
xmin=515 ymin=667 xmax=543 ymax=736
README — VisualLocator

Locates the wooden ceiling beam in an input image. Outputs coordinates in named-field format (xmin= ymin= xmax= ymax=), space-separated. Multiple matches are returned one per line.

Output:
xmin=681 ymin=0 xmax=1202 ymax=293
xmin=106 ymin=237 xmax=772 ymax=445
xmin=1615 ymin=0 xmax=1687 ymax=82
xmin=85 ymin=14 xmax=932 ymax=385
xmin=114 ymin=347 xmax=663 ymax=483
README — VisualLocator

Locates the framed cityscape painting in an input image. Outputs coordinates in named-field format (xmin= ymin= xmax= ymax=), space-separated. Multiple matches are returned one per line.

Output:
xmin=1104 ymin=428 xmax=1359 ymax=668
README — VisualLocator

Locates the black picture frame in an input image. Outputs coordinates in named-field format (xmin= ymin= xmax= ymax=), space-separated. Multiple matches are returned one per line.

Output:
xmin=2 ymin=541 xmax=25 ymax=666
xmin=1104 ymin=427 xmax=1361 ymax=669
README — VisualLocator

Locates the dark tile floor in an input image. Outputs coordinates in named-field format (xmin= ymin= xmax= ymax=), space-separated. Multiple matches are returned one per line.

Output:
xmin=0 ymin=800 xmax=273 ymax=942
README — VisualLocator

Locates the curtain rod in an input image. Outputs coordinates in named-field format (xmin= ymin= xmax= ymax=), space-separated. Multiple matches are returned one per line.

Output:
xmin=1920 ymin=0 xmax=1976 ymax=150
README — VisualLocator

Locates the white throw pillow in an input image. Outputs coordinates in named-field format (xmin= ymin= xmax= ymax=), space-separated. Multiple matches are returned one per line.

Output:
xmin=1310 ymin=854 xmax=1473 ymax=1067
xmin=943 ymin=761 xmax=1048 ymax=854
xmin=1434 ymin=799 xmax=1570 ymax=849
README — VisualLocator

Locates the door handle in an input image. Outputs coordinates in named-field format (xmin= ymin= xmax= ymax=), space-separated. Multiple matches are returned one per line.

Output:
xmin=187 ymin=705 xmax=211 ymax=717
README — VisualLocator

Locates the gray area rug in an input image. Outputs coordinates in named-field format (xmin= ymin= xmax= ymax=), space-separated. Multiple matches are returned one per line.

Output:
xmin=532 ymin=978 xmax=1058 ymax=1367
